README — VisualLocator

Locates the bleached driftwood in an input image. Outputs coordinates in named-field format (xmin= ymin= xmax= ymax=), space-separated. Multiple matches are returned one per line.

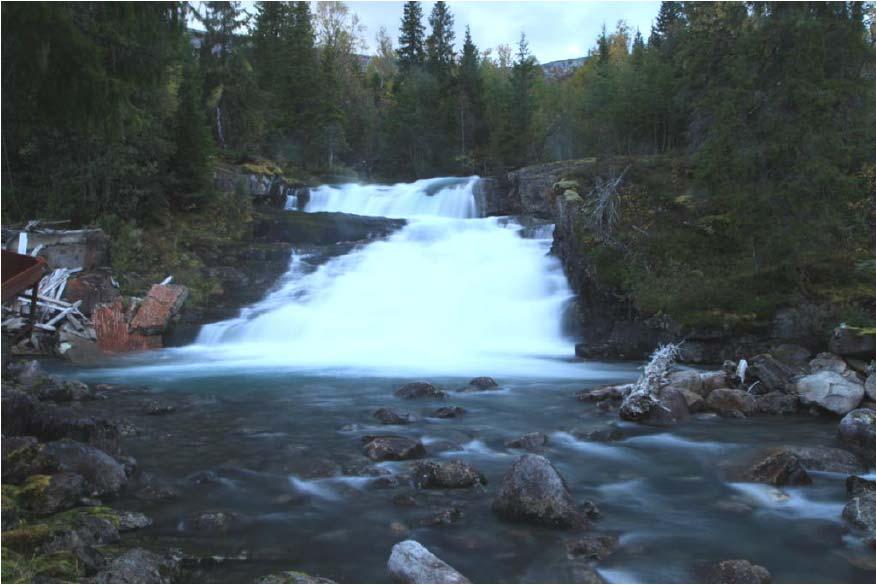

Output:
xmin=619 ymin=343 xmax=681 ymax=421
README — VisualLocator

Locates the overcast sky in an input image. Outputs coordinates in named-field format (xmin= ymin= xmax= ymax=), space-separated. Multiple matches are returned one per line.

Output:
xmin=349 ymin=1 xmax=661 ymax=63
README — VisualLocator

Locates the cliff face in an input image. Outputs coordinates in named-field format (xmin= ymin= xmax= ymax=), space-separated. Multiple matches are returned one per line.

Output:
xmin=492 ymin=157 xmax=855 ymax=363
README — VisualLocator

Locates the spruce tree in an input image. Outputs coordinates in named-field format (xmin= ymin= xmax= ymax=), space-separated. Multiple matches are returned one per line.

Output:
xmin=397 ymin=1 xmax=426 ymax=72
xmin=426 ymin=1 xmax=455 ymax=77
xmin=458 ymin=26 xmax=487 ymax=158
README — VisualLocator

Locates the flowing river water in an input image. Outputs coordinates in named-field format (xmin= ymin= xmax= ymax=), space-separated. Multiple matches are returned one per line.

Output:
xmin=65 ymin=178 xmax=874 ymax=582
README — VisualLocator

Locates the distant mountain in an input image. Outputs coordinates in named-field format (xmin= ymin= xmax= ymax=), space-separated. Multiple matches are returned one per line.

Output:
xmin=541 ymin=57 xmax=588 ymax=80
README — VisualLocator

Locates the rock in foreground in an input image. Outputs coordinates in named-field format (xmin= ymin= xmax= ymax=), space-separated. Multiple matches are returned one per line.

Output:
xmin=741 ymin=450 xmax=811 ymax=486
xmin=387 ymin=540 xmax=470 ymax=584
xmin=492 ymin=454 xmax=586 ymax=528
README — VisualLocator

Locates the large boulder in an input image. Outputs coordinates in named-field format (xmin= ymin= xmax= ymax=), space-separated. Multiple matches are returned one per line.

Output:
xmin=362 ymin=436 xmax=427 ymax=461
xmin=747 ymin=354 xmax=796 ymax=393
xmin=394 ymin=382 xmax=446 ymax=400
xmin=492 ymin=454 xmax=586 ymax=528
xmin=42 ymin=439 xmax=127 ymax=497
xmin=865 ymin=374 xmax=876 ymax=402
xmin=755 ymin=392 xmax=799 ymax=415
xmin=740 ymin=450 xmax=811 ymax=486
xmin=702 ymin=560 xmax=772 ymax=584
xmin=782 ymin=446 xmax=865 ymax=474
xmin=829 ymin=326 xmax=876 ymax=360
xmin=838 ymin=408 xmax=876 ymax=457
xmin=387 ymin=540 xmax=470 ymax=584
xmin=700 ymin=371 xmax=729 ymax=396
xmin=412 ymin=460 xmax=486 ymax=489
xmin=706 ymin=388 xmax=757 ymax=418
xmin=29 ymin=407 xmax=121 ymax=454
xmin=796 ymin=371 xmax=864 ymax=415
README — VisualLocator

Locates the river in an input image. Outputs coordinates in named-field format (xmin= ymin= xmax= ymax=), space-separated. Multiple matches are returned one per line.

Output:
xmin=65 ymin=177 xmax=874 ymax=583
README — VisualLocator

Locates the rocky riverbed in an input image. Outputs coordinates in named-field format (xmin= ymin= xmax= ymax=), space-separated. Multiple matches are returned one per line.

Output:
xmin=3 ymin=341 xmax=875 ymax=583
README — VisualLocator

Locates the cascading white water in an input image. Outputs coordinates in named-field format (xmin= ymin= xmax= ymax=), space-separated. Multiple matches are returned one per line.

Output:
xmin=188 ymin=177 xmax=579 ymax=376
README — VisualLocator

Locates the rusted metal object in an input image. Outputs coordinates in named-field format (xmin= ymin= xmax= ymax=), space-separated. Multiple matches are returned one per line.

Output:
xmin=2 ymin=251 xmax=47 ymax=322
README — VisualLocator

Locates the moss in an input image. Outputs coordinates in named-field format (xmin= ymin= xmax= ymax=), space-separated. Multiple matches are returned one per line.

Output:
xmin=563 ymin=190 xmax=584 ymax=204
xmin=2 ymin=506 xmax=120 ymax=553
xmin=553 ymin=179 xmax=579 ymax=195
xmin=1 ymin=547 xmax=84 ymax=583
xmin=19 ymin=475 xmax=52 ymax=500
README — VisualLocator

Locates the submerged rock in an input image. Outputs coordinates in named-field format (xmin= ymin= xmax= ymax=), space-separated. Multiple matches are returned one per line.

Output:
xmin=838 ymin=408 xmax=876 ymax=457
xmin=374 ymin=408 xmax=416 ymax=425
xmin=847 ymin=475 xmax=876 ymax=497
xmin=797 ymin=371 xmax=864 ymax=415
xmin=256 ymin=571 xmax=336 ymax=584
xmin=565 ymin=534 xmax=620 ymax=561
xmin=418 ymin=507 xmax=465 ymax=526
xmin=94 ymin=548 xmax=178 ymax=584
xmin=457 ymin=377 xmax=499 ymax=392
xmin=412 ymin=460 xmax=486 ymax=489
xmin=492 ymin=454 xmax=586 ymax=528
xmin=741 ymin=450 xmax=811 ymax=486
xmin=394 ymin=382 xmax=446 ymax=400
xmin=702 ymin=559 xmax=772 ymax=584
xmin=362 ymin=436 xmax=427 ymax=461
xmin=431 ymin=406 xmax=466 ymax=418
xmin=706 ymin=388 xmax=757 ymax=417
xmin=387 ymin=540 xmax=470 ymax=584
xmin=187 ymin=510 xmax=246 ymax=533
xmin=505 ymin=432 xmax=549 ymax=451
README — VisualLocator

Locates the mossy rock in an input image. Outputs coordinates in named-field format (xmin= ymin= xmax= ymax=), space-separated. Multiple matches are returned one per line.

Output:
xmin=563 ymin=190 xmax=584 ymax=204
xmin=553 ymin=179 xmax=580 ymax=195
xmin=1 ymin=547 xmax=85 ymax=583
xmin=2 ymin=485 xmax=22 ymax=530
xmin=2 ymin=506 xmax=120 ymax=553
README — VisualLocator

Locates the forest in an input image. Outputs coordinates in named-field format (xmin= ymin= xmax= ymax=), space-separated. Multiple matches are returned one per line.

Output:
xmin=2 ymin=1 xmax=875 ymax=322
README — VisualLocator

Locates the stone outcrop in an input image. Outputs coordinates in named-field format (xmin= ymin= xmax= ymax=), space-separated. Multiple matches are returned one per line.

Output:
xmin=829 ymin=326 xmax=876 ymax=360
xmin=387 ymin=540 xmax=470 ymax=584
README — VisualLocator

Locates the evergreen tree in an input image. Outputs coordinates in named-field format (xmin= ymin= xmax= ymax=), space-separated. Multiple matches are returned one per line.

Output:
xmin=505 ymin=33 xmax=540 ymax=167
xmin=170 ymin=43 xmax=214 ymax=202
xmin=426 ymin=1 xmax=455 ymax=77
xmin=649 ymin=0 xmax=684 ymax=51
xmin=397 ymin=1 xmax=426 ymax=72
xmin=458 ymin=26 xmax=487 ymax=160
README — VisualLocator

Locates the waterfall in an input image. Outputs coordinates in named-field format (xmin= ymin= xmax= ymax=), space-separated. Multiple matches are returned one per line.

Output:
xmin=190 ymin=177 xmax=576 ymax=376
